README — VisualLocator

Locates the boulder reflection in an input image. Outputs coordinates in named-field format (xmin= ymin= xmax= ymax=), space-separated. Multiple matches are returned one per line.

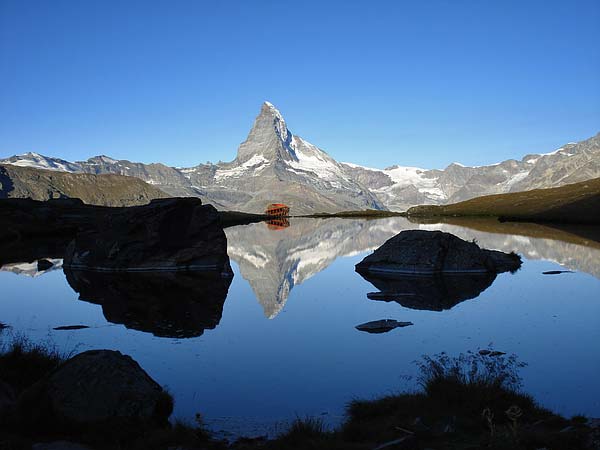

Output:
xmin=64 ymin=269 xmax=232 ymax=338
xmin=358 ymin=271 xmax=497 ymax=311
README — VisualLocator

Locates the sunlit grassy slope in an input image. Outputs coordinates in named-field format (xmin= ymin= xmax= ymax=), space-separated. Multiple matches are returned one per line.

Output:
xmin=407 ymin=177 xmax=600 ymax=224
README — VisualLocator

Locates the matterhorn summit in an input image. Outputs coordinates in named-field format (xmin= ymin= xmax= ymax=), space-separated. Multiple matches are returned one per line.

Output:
xmin=235 ymin=101 xmax=296 ymax=164
xmin=205 ymin=101 xmax=384 ymax=213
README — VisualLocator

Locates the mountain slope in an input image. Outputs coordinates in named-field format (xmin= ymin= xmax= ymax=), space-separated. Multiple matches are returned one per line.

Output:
xmin=342 ymin=133 xmax=600 ymax=210
xmin=407 ymin=177 xmax=600 ymax=224
xmin=0 ymin=164 xmax=169 ymax=206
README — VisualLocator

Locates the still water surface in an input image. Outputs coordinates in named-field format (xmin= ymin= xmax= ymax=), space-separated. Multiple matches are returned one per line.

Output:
xmin=1 ymin=217 xmax=599 ymax=436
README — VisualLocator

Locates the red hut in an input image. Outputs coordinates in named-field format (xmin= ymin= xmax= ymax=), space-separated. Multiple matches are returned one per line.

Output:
xmin=265 ymin=203 xmax=289 ymax=217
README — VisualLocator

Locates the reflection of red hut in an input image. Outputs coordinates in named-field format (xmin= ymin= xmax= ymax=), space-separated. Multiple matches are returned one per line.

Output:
xmin=266 ymin=218 xmax=290 ymax=230
xmin=265 ymin=203 xmax=289 ymax=217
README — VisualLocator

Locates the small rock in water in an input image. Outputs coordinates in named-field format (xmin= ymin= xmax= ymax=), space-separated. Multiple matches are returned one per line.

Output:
xmin=37 ymin=259 xmax=55 ymax=272
xmin=53 ymin=325 xmax=90 ymax=331
xmin=542 ymin=270 xmax=574 ymax=275
xmin=355 ymin=319 xmax=413 ymax=334
xmin=478 ymin=349 xmax=491 ymax=356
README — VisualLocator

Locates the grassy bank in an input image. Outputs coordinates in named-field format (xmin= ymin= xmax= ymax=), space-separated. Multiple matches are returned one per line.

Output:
xmin=0 ymin=335 xmax=596 ymax=449
xmin=300 ymin=209 xmax=406 ymax=219
xmin=254 ymin=351 xmax=593 ymax=450
xmin=217 ymin=210 xmax=270 ymax=228
xmin=407 ymin=177 xmax=600 ymax=224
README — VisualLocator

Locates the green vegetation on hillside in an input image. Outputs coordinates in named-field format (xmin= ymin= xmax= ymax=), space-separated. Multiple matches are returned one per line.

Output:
xmin=407 ymin=177 xmax=600 ymax=224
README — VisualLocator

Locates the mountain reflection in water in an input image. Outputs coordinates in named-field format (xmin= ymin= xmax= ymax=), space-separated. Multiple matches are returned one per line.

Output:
xmin=225 ymin=217 xmax=600 ymax=318
xmin=64 ymin=269 xmax=232 ymax=338
xmin=1 ymin=217 xmax=599 ymax=331
xmin=225 ymin=218 xmax=409 ymax=318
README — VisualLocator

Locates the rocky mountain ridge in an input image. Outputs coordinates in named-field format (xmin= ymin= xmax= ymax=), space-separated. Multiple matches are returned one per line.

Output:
xmin=2 ymin=102 xmax=599 ymax=213
xmin=0 ymin=163 xmax=169 ymax=206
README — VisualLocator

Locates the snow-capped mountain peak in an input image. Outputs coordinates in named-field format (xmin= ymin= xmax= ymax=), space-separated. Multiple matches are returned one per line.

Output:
xmin=1 ymin=152 xmax=80 ymax=172
xmin=233 ymin=101 xmax=296 ymax=164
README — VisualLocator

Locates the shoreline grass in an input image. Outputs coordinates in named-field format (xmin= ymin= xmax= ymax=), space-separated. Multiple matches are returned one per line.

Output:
xmin=298 ymin=209 xmax=406 ymax=219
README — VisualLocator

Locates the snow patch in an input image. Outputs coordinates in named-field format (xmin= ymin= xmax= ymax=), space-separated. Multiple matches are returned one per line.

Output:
xmin=214 ymin=154 xmax=269 ymax=181
xmin=286 ymin=136 xmax=347 ymax=182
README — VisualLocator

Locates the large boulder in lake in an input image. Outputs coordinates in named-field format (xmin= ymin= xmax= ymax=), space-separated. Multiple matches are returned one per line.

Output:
xmin=63 ymin=197 xmax=232 ymax=274
xmin=16 ymin=350 xmax=172 ymax=430
xmin=64 ymin=269 xmax=232 ymax=338
xmin=355 ymin=230 xmax=521 ymax=275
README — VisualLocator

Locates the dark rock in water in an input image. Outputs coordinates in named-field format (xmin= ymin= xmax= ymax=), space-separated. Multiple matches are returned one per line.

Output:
xmin=37 ymin=259 xmax=54 ymax=271
xmin=16 ymin=350 xmax=170 ymax=429
xmin=362 ymin=272 xmax=497 ymax=311
xmin=356 ymin=231 xmax=520 ymax=311
xmin=356 ymin=319 xmax=413 ymax=333
xmin=542 ymin=270 xmax=574 ymax=275
xmin=65 ymin=269 xmax=232 ymax=338
xmin=478 ymin=349 xmax=506 ymax=357
xmin=52 ymin=325 xmax=90 ymax=331
xmin=356 ymin=230 xmax=522 ymax=275
xmin=64 ymin=198 xmax=232 ymax=274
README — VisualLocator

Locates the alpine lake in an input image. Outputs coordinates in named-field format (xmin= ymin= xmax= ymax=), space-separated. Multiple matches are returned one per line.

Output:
xmin=1 ymin=217 xmax=599 ymax=438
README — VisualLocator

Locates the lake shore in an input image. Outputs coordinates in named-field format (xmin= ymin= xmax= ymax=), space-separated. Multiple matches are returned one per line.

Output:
xmin=1 ymin=337 xmax=597 ymax=450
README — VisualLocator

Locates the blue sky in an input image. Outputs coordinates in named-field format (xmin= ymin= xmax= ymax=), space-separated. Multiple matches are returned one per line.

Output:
xmin=1 ymin=0 xmax=599 ymax=169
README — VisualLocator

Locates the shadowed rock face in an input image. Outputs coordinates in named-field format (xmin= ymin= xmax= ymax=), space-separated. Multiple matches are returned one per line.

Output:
xmin=64 ymin=197 xmax=232 ymax=274
xmin=359 ymin=272 xmax=497 ymax=311
xmin=355 ymin=230 xmax=522 ymax=275
xmin=64 ymin=269 xmax=232 ymax=338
